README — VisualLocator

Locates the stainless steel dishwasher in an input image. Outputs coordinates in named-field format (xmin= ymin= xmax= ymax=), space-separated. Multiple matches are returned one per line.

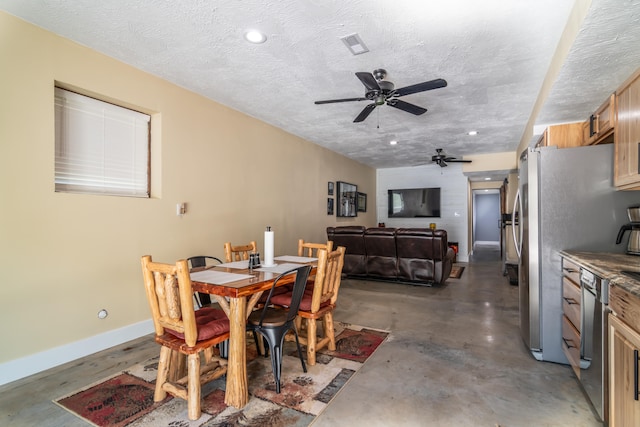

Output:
xmin=579 ymin=268 xmax=609 ymax=422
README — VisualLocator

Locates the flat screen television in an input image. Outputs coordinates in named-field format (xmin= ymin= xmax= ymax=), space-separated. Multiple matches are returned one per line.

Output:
xmin=388 ymin=187 xmax=441 ymax=218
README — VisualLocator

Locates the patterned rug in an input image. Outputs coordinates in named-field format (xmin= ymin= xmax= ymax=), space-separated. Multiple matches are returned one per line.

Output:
xmin=54 ymin=323 xmax=389 ymax=427
xmin=449 ymin=265 xmax=465 ymax=279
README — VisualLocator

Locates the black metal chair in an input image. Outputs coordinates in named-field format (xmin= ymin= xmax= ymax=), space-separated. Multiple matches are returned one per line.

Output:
xmin=247 ymin=264 xmax=312 ymax=393
xmin=187 ymin=256 xmax=223 ymax=308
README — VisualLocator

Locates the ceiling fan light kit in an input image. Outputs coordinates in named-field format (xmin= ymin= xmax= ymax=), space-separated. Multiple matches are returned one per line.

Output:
xmin=314 ymin=68 xmax=447 ymax=123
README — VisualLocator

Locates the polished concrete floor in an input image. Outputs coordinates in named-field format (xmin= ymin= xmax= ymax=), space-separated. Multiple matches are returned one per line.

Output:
xmin=0 ymin=244 xmax=601 ymax=426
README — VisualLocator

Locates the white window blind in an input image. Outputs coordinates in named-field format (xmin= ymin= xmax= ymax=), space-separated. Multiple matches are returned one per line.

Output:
xmin=55 ymin=88 xmax=150 ymax=197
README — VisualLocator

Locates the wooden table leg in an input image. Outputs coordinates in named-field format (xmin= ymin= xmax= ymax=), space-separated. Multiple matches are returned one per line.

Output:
xmin=224 ymin=296 xmax=249 ymax=408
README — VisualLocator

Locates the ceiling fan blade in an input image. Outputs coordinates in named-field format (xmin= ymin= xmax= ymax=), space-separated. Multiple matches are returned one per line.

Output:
xmin=355 ymin=72 xmax=380 ymax=91
xmin=445 ymin=159 xmax=472 ymax=163
xmin=395 ymin=78 xmax=447 ymax=97
xmin=387 ymin=99 xmax=427 ymax=115
xmin=439 ymin=160 xmax=448 ymax=167
xmin=353 ymin=103 xmax=377 ymax=122
xmin=315 ymin=97 xmax=367 ymax=104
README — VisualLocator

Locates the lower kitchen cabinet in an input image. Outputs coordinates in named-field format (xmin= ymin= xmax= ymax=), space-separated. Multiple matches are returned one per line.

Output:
xmin=609 ymin=313 xmax=640 ymax=426
xmin=561 ymin=257 xmax=582 ymax=377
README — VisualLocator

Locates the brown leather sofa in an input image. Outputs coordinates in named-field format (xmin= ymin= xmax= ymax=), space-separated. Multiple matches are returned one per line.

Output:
xmin=326 ymin=226 xmax=455 ymax=286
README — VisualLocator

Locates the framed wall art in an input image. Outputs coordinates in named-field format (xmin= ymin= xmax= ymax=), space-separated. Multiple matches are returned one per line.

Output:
xmin=337 ymin=181 xmax=357 ymax=217
xmin=328 ymin=181 xmax=334 ymax=196
xmin=327 ymin=198 xmax=334 ymax=215
xmin=357 ymin=192 xmax=367 ymax=212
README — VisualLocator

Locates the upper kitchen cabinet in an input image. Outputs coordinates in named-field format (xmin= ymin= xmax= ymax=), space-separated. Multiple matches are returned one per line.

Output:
xmin=536 ymin=122 xmax=584 ymax=148
xmin=614 ymin=68 xmax=640 ymax=190
xmin=582 ymin=93 xmax=615 ymax=146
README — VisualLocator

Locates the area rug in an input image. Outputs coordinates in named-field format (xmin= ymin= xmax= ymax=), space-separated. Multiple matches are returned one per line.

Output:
xmin=449 ymin=265 xmax=465 ymax=279
xmin=54 ymin=322 xmax=389 ymax=427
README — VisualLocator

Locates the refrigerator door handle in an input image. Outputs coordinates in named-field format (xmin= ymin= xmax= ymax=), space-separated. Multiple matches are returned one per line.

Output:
xmin=512 ymin=188 xmax=522 ymax=259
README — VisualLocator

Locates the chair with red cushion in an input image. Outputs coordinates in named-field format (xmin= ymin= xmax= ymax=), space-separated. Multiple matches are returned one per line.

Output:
xmin=141 ymin=255 xmax=229 ymax=421
xmin=298 ymin=239 xmax=333 ymax=258
xmin=223 ymin=241 xmax=257 ymax=262
xmin=272 ymin=246 xmax=346 ymax=365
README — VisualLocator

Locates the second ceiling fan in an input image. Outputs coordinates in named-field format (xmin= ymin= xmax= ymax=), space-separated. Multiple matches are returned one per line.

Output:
xmin=314 ymin=69 xmax=447 ymax=122
xmin=431 ymin=148 xmax=471 ymax=167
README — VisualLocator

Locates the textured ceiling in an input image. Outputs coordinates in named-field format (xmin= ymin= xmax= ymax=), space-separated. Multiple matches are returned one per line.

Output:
xmin=2 ymin=0 xmax=640 ymax=174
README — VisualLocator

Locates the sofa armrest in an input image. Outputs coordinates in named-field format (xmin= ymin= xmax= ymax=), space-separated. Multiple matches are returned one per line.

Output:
xmin=436 ymin=247 xmax=455 ymax=285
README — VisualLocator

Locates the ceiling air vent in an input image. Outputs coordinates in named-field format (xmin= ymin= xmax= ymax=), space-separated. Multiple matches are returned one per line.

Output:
xmin=341 ymin=33 xmax=369 ymax=55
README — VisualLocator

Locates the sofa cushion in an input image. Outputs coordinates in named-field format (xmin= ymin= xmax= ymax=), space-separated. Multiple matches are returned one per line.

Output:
xmin=364 ymin=227 xmax=398 ymax=279
xmin=165 ymin=307 xmax=230 ymax=342
xmin=327 ymin=226 xmax=367 ymax=276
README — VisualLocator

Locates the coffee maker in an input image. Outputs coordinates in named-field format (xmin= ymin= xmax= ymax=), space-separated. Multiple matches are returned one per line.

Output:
xmin=616 ymin=206 xmax=640 ymax=255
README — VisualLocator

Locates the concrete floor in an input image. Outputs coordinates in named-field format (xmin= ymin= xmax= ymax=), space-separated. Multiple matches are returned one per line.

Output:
xmin=315 ymin=244 xmax=601 ymax=427
xmin=0 ymin=245 xmax=601 ymax=426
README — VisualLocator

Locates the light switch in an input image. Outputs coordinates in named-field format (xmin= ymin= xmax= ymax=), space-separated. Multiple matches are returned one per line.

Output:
xmin=177 ymin=203 xmax=186 ymax=216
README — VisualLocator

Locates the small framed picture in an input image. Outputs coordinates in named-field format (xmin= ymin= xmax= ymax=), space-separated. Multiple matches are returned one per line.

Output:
xmin=327 ymin=198 xmax=334 ymax=215
xmin=357 ymin=192 xmax=367 ymax=212
xmin=328 ymin=181 xmax=334 ymax=196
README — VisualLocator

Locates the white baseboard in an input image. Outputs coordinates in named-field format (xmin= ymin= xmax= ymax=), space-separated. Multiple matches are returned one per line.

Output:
xmin=0 ymin=319 xmax=154 ymax=386
xmin=474 ymin=240 xmax=500 ymax=246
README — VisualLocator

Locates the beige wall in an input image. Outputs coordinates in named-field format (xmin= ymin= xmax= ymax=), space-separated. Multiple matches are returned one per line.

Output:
xmin=0 ymin=12 xmax=375 ymax=365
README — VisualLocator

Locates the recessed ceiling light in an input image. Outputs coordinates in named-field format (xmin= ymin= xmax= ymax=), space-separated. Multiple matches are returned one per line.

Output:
xmin=389 ymin=140 xmax=398 ymax=145
xmin=484 ymin=177 xmax=491 ymax=181
xmin=468 ymin=131 xmax=478 ymax=136
xmin=244 ymin=30 xmax=267 ymax=44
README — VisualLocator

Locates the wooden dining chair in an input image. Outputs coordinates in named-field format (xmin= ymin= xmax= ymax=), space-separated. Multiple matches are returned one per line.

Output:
xmin=297 ymin=239 xmax=333 ymax=286
xmin=298 ymin=239 xmax=333 ymax=257
xmin=223 ymin=241 xmax=257 ymax=262
xmin=141 ymin=255 xmax=230 ymax=421
xmin=272 ymin=246 xmax=346 ymax=365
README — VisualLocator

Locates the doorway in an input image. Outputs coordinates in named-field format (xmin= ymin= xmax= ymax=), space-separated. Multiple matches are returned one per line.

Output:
xmin=472 ymin=190 xmax=500 ymax=261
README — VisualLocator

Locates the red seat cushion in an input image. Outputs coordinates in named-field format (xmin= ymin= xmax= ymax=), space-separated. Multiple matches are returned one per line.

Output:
xmin=165 ymin=307 xmax=230 ymax=341
xmin=258 ymin=284 xmax=292 ymax=303
xmin=270 ymin=289 xmax=331 ymax=312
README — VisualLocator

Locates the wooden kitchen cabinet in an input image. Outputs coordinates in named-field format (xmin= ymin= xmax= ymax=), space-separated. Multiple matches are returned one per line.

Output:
xmin=561 ymin=257 xmax=582 ymax=378
xmin=582 ymin=93 xmax=615 ymax=146
xmin=614 ymin=68 xmax=640 ymax=189
xmin=609 ymin=314 xmax=640 ymax=426
xmin=537 ymin=122 xmax=584 ymax=148
xmin=609 ymin=284 xmax=640 ymax=426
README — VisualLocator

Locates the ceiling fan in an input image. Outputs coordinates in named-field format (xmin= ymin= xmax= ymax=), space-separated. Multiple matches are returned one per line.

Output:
xmin=314 ymin=69 xmax=447 ymax=123
xmin=431 ymin=148 xmax=472 ymax=167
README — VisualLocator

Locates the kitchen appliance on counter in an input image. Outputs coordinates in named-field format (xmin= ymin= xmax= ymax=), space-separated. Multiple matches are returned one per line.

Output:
xmin=513 ymin=144 xmax=637 ymax=363
xmin=615 ymin=206 xmax=640 ymax=254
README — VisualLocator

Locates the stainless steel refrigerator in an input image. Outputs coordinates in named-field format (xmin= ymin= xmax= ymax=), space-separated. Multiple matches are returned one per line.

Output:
xmin=513 ymin=144 xmax=637 ymax=363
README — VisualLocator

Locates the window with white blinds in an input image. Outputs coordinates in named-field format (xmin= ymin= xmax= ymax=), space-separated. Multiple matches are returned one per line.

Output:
xmin=54 ymin=87 xmax=151 ymax=197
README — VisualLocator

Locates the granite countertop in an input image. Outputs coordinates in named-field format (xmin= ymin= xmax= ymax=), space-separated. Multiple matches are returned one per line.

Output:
xmin=560 ymin=250 xmax=640 ymax=298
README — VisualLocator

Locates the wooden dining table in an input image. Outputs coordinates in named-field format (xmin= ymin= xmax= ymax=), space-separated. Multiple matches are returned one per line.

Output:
xmin=190 ymin=257 xmax=317 ymax=409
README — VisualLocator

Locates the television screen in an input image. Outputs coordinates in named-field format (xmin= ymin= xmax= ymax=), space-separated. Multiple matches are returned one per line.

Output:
xmin=388 ymin=187 xmax=441 ymax=218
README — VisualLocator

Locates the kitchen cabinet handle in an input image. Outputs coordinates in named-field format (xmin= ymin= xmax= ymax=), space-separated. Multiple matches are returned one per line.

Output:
xmin=589 ymin=114 xmax=596 ymax=137
xmin=563 ymin=267 xmax=578 ymax=274
xmin=635 ymin=349 xmax=639 ymax=401
xmin=563 ymin=297 xmax=578 ymax=305
xmin=562 ymin=337 xmax=576 ymax=349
